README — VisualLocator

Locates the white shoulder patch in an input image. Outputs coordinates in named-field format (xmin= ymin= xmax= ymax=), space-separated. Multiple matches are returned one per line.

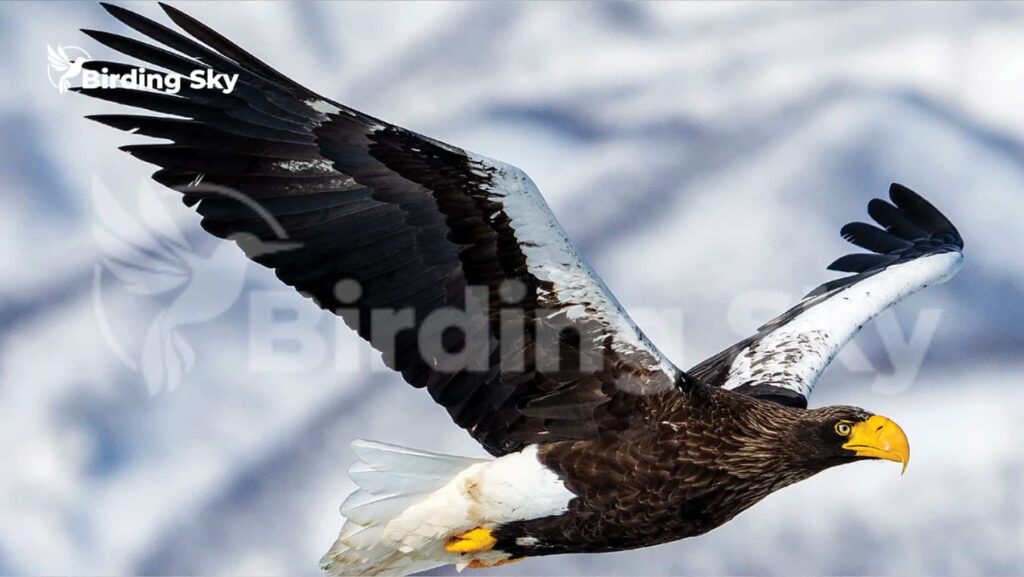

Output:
xmin=467 ymin=152 xmax=681 ymax=391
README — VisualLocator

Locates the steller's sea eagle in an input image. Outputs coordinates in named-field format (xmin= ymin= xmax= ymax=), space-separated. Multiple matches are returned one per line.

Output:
xmin=77 ymin=3 xmax=965 ymax=575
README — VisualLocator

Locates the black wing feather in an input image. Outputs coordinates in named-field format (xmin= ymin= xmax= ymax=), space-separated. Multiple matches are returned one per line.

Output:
xmin=156 ymin=1 xmax=316 ymax=99
xmin=804 ymin=183 xmax=962 ymax=298
xmin=826 ymin=253 xmax=897 ymax=273
xmin=79 ymin=2 xmax=683 ymax=456
xmin=690 ymin=183 xmax=963 ymax=407
xmin=840 ymin=222 xmax=912 ymax=254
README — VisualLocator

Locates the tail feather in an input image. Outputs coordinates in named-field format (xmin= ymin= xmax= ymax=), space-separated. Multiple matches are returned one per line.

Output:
xmin=340 ymin=491 xmax=424 ymax=527
xmin=347 ymin=462 xmax=445 ymax=495
xmin=321 ymin=440 xmax=487 ymax=576
xmin=350 ymin=439 xmax=481 ymax=477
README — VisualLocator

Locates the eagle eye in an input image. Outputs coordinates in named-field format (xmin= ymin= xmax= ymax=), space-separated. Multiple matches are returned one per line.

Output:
xmin=834 ymin=421 xmax=852 ymax=436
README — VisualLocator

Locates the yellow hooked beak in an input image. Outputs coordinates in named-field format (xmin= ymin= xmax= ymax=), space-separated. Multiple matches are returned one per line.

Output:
xmin=842 ymin=415 xmax=910 ymax=474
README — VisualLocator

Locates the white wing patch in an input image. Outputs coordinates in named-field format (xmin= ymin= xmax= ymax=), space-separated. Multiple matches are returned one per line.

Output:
xmin=722 ymin=251 xmax=963 ymax=399
xmin=275 ymin=158 xmax=335 ymax=173
xmin=468 ymin=152 xmax=681 ymax=391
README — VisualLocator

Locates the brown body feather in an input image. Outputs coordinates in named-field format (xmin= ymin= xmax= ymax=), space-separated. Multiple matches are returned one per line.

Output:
xmin=495 ymin=387 xmax=862 ymax=557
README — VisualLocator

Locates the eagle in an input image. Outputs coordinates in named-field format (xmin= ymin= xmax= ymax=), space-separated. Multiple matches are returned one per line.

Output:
xmin=77 ymin=3 xmax=964 ymax=575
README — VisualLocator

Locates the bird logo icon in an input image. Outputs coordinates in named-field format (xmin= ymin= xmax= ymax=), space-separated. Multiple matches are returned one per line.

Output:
xmin=91 ymin=175 xmax=299 ymax=394
xmin=47 ymin=44 xmax=91 ymax=93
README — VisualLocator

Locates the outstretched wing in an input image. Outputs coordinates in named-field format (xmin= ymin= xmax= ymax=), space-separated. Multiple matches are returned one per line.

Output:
xmin=78 ymin=2 xmax=687 ymax=456
xmin=689 ymin=184 xmax=963 ymax=408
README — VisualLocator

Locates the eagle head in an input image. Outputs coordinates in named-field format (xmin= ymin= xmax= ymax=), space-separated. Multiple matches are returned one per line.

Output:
xmin=797 ymin=406 xmax=911 ymax=474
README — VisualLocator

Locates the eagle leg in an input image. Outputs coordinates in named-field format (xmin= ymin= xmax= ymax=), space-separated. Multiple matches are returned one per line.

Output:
xmin=466 ymin=558 xmax=523 ymax=569
xmin=445 ymin=527 xmax=497 ymax=554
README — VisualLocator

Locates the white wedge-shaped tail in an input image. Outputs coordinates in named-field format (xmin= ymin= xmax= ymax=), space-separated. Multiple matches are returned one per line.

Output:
xmin=320 ymin=440 xmax=575 ymax=576
xmin=321 ymin=440 xmax=486 ymax=576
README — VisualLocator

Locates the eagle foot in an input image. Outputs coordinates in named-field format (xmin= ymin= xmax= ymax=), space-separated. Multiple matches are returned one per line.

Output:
xmin=466 ymin=558 xmax=522 ymax=569
xmin=445 ymin=527 xmax=496 ymax=554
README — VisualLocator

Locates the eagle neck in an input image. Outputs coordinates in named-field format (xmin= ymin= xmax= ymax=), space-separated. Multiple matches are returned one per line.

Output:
xmin=700 ymin=389 xmax=826 ymax=490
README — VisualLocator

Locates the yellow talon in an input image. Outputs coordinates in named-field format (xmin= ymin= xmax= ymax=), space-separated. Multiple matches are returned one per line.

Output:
xmin=445 ymin=527 xmax=496 ymax=554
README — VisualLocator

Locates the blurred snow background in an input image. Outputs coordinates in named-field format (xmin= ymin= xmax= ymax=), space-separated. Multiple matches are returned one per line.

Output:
xmin=1 ymin=1 xmax=1023 ymax=575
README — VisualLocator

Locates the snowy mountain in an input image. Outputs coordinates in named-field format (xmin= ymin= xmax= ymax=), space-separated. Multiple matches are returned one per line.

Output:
xmin=0 ymin=2 xmax=1021 ymax=575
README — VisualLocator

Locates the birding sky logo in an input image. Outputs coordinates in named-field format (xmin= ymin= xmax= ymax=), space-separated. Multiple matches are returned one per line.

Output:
xmin=48 ymin=42 xmax=239 ymax=95
xmin=47 ymin=44 xmax=91 ymax=93
xmin=90 ymin=176 xmax=298 ymax=394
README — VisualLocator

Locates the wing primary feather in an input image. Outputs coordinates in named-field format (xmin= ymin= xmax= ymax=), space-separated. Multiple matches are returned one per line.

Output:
xmin=840 ymin=222 xmax=912 ymax=253
xmin=826 ymin=253 xmax=896 ymax=273
xmin=690 ymin=184 xmax=964 ymax=408
xmin=867 ymin=198 xmax=930 ymax=240
xmin=157 ymin=1 xmax=315 ymax=98
xmin=889 ymin=183 xmax=963 ymax=245
xmin=99 ymin=2 xmax=248 ymax=77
